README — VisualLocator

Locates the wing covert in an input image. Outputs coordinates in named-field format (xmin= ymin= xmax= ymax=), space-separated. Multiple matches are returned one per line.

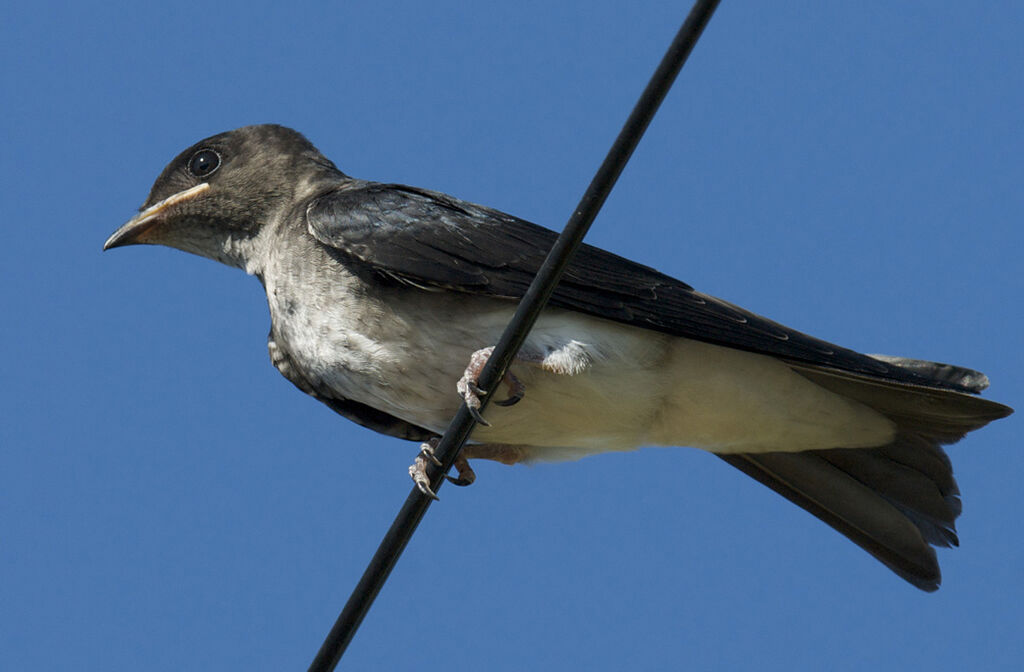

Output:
xmin=306 ymin=182 xmax=968 ymax=391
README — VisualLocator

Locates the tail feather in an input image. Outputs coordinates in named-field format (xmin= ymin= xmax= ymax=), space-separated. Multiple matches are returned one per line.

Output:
xmin=719 ymin=449 xmax=944 ymax=591
xmin=817 ymin=437 xmax=960 ymax=547
xmin=720 ymin=357 xmax=1011 ymax=590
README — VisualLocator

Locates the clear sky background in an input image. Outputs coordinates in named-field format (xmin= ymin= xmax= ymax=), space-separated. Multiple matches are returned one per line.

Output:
xmin=3 ymin=2 xmax=1022 ymax=670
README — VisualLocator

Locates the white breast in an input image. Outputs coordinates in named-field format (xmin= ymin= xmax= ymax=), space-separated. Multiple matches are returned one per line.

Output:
xmin=256 ymin=233 xmax=894 ymax=463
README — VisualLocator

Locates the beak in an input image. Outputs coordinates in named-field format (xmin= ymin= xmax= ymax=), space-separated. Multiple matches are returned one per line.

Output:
xmin=103 ymin=183 xmax=210 ymax=250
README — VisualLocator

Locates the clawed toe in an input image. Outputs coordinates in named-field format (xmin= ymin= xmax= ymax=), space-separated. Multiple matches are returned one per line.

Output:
xmin=457 ymin=346 xmax=528 ymax=421
xmin=409 ymin=453 xmax=440 ymax=500
xmin=465 ymin=398 xmax=491 ymax=426
xmin=419 ymin=440 xmax=442 ymax=466
xmin=494 ymin=375 xmax=525 ymax=406
xmin=409 ymin=439 xmax=477 ymax=498
xmin=446 ymin=455 xmax=476 ymax=487
xmin=410 ymin=438 xmax=442 ymax=499
xmin=493 ymin=394 xmax=520 ymax=407
xmin=457 ymin=376 xmax=492 ymax=426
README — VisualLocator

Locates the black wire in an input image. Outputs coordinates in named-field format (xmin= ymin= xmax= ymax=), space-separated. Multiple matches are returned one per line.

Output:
xmin=308 ymin=2 xmax=721 ymax=669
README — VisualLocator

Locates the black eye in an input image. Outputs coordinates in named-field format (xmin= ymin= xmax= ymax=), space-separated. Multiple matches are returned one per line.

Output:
xmin=187 ymin=149 xmax=221 ymax=178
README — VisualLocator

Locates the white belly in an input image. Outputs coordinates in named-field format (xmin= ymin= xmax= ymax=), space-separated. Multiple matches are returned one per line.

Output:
xmin=473 ymin=317 xmax=895 ymax=459
xmin=264 ymin=260 xmax=895 ymax=462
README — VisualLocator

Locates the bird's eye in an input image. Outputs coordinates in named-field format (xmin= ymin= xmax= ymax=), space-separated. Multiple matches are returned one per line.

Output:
xmin=187 ymin=149 xmax=221 ymax=178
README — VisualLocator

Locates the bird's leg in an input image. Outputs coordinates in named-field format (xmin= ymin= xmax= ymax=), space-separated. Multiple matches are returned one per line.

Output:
xmin=409 ymin=437 xmax=477 ymax=500
xmin=457 ymin=346 xmax=538 ymax=425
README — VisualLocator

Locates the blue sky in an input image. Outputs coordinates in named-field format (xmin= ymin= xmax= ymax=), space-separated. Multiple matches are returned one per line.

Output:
xmin=3 ymin=2 xmax=1022 ymax=670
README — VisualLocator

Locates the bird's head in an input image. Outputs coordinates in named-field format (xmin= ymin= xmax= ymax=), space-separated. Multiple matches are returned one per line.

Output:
xmin=104 ymin=124 xmax=343 ymax=269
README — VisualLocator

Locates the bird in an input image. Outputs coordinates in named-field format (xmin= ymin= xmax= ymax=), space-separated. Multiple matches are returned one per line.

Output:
xmin=104 ymin=124 xmax=1011 ymax=591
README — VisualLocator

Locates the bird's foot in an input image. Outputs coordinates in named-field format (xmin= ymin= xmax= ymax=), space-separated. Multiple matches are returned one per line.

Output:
xmin=409 ymin=450 xmax=440 ymax=500
xmin=456 ymin=346 xmax=528 ymax=426
xmin=409 ymin=438 xmax=477 ymax=500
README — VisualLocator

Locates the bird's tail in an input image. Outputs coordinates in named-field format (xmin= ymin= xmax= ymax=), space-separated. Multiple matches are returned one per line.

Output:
xmin=720 ymin=356 xmax=1012 ymax=591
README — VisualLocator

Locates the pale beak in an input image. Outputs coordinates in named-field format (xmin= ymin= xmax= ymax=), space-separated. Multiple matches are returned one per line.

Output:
xmin=103 ymin=182 xmax=210 ymax=250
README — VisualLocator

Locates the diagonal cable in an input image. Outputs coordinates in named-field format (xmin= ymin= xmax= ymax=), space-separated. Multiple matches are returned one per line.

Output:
xmin=309 ymin=2 xmax=721 ymax=669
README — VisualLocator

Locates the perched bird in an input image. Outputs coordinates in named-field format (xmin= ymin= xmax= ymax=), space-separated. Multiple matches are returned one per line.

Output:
xmin=105 ymin=124 xmax=1011 ymax=591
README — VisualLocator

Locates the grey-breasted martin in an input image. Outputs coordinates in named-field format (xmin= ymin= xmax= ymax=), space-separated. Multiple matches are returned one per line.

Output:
xmin=104 ymin=124 xmax=1012 ymax=591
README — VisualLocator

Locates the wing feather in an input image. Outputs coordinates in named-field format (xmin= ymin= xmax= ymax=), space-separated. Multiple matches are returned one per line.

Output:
xmin=307 ymin=183 xmax=966 ymax=390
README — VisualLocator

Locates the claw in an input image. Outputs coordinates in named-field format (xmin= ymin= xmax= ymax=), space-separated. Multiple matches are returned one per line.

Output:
xmin=419 ymin=440 xmax=442 ymax=466
xmin=466 ymin=403 xmax=491 ymax=426
xmin=409 ymin=454 xmax=440 ymax=500
xmin=493 ymin=395 xmax=520 ymax=407
xmin=446 ymin=454 xmax=477 ymax=487
xmin=457 ymin=376 xmax=492 ymax=426
xmin=408 ymin=438 xmax=477 ymax=498
xmin=494 ymin=375 xmax=525 ymax=406
xmin=410 ymin=439 xmax=442 ymax=499
xmin=457 ymin=346 xmax=529 ymax=423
